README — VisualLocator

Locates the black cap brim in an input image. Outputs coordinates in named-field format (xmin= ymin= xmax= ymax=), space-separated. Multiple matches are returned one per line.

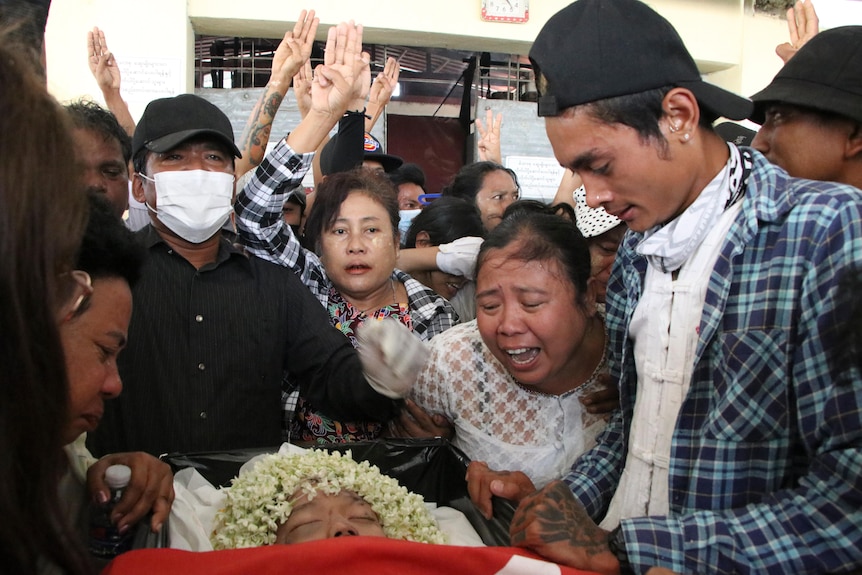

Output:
xmin=749 ymin=78 xmax=862 ymax=126
xmin=682 ymin=80 xmax=754 ymax=121
xmin=365 ymin=153 xmax=403 ymax=173
xmin=145 ymin=128 xmax=242 ymax=159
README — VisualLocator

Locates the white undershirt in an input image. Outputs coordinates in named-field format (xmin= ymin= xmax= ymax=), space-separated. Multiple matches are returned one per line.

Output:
xmin=600 ymin=200 xmax=742 ymax=529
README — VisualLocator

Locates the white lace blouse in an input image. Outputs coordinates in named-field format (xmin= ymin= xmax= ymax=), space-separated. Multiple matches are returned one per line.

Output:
xmin=411 ymin=320 xmax=607 ymax=488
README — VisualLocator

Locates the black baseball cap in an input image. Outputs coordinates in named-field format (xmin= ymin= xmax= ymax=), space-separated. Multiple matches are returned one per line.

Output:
xmin=319 ymin=131 xmax=403 ymax=176
xmin=132 ymin=94 xmax=242 ymax=158
xmin=362 ymin=132 xmax=403 ymax=172
xmin=529 ymin=0 xmax=753 ymax=121
xmin=714 ymin=121 xmax=757 ymax=147
xmin=750 ymin=26 xmax=862 ymax=125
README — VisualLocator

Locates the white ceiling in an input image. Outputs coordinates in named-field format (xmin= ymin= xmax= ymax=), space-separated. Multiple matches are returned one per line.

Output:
xmin=814 ymin=0 xmax=862 ymax=28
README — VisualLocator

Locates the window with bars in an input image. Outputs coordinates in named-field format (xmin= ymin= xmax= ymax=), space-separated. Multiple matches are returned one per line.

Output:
xmin=194 ymin=35 xmax=535 ymax=104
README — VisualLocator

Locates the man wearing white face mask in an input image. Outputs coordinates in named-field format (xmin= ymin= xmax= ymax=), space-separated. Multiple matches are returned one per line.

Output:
xmin=88 ymin=93 xmax=416 ymax=458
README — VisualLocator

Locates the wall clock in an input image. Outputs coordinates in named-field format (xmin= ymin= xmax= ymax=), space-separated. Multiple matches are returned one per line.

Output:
xmin=481 ymin=0 xmax=529 ymax=23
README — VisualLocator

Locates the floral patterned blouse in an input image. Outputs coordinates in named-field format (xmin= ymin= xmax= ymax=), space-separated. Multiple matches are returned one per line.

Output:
xmin=290 ymin=286 xmax=414 ymax=443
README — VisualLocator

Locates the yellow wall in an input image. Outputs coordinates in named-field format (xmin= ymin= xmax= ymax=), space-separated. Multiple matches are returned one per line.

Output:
xmin=45 ymin=0 xmax=788 ymax=122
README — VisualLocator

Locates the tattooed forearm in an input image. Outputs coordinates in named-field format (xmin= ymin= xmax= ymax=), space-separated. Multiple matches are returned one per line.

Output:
xmin=240 ymin=90 xmax=286 ymax=167
xmin=263 ymin=92 xmax=284 ymax=118
xmin=247 ymin=125 xmax=272 ymax=167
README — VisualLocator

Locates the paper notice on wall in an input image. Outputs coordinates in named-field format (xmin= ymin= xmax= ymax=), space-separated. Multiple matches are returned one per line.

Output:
xmin=118 ymin=57 xmax=181 ymax=104
xmin=505 ymin=155 xmax=566 ymax=202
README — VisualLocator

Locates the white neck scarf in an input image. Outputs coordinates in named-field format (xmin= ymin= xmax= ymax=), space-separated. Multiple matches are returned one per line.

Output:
xmin=636 ymin=144 xmax=749 ymax=273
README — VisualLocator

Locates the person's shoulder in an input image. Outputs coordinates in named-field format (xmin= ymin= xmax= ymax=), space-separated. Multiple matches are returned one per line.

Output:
xmin=134 ymin=224 xmax=163 ymax=247
xmin=785 ymin=177 xmax=862 ymax=225
xmin=430 ymin=318 xmax=479 ymax=347
xmin=245 ymin=251 xmax=303 ymax=278
xmin=747 ymin=150 xmax=862 ymax=221
xmin=398 ymin=270 xmax=457 ymax=314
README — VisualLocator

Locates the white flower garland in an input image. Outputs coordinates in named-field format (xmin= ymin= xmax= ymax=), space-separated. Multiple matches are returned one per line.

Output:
xmin=211 ymin=449 xmax=447 ymax=549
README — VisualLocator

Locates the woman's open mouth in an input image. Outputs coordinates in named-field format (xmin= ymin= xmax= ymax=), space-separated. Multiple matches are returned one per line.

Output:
xmin=505 ymin=347 xmax=540 ymax=366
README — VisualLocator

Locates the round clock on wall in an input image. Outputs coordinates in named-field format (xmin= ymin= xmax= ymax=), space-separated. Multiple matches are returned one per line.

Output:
xmin=481 ymin=0 xmax=529 ymax=23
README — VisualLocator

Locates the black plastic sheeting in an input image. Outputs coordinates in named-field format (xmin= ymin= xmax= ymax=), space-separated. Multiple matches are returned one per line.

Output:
xmin=152 ymin=438 xmax=515 ymax=548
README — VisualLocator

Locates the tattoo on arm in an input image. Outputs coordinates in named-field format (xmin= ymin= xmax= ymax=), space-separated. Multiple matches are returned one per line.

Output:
xmin=262 ymin=92 xmax=283 ymax=118
xmin=512 ymin=482 xmax=609 ymax=557
xmin=241 ymin=91 xmax=285 ymax=168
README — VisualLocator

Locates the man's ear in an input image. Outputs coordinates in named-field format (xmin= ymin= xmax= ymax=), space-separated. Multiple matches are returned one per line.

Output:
xmin=132 ymin=172 xmax=148 ymax=204
xmin=845 ymin=123 xmax=862 ymax=159
xmin=661 ymin=88 xmax=699 ymax=141
xmin=415 ymin=230 xmax=432 ymax=248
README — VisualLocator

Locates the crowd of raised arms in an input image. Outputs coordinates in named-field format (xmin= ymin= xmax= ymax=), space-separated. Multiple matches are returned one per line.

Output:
xmin=1 ymin=0 xmax=860 ymax=573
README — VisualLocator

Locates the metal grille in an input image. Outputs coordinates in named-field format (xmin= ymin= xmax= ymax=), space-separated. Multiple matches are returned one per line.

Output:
xmin=195 ymin=35 xmax=535 ymax=104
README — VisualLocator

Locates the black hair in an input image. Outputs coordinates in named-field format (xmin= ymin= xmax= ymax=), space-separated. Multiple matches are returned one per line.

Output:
xmin=65 ymin=99 xmax=132 ymax=165
xmin=403 ymin=197 xmax=484 ymax=248
xmin=132 ymin=148 xmax=147 ymax=176
xmin=502 ymin=199 xmax=576 ymax=222
xmin=476 ymin=212 xmax=591 ymax=306
xmin=441 ymin=161 xmax=520 ymax=204
xmin=0 ymin=31 xmax=92 ymax=575
xmin=0 ymin=0 xmax=51 ymax=79
xmin=76 ymin=193 xmax=146 ymax=290
xmin=303 ymin=168 xmax=399 ymax=255
xmin=577 ymin=85 xmax=716 ymax=158
xmin=388 ymin=162 xmax=426 ymax=189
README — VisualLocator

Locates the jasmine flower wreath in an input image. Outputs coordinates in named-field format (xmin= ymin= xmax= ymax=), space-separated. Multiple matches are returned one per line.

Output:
xmin=211 ymin=449 xmax=446 ymax=549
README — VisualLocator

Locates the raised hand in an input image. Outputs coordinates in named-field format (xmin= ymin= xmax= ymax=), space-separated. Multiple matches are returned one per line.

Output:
xmin=87 ymin=26 xmax=121 ymax=93
xmin=476 ymin=108 xmax=503 ymax=164
xmin=369 ymin=56 xmax=400 ymax=107
xmin=236 ymin=9 xmax=320 ymax=176
xmin=86 ymin=26 xmax=135 ymax=136
xmin=311 ymin=21 xmax=367 ymax=118
xmin=270 ymin=9 xmax=319 ymax=88
xmin=293 ymin=59 xmax=313 ymax=119
xmin=510 ymin=480 xmax=619 ymax=574
xmin=348 ymin=42 xmax=372 ymax=112
xmin=776 ymin=0 xmax=819 ymax=63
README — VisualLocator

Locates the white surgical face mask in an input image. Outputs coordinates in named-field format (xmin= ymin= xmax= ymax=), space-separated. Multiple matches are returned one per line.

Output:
xmin=140 ymin=170 xmax=235 ymax=244
xmin=398 ymin=208 xmax=421 ymax=241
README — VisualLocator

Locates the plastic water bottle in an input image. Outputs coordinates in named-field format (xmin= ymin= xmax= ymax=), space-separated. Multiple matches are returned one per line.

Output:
xmin=88 ymin=464 xmax=134 ymax=558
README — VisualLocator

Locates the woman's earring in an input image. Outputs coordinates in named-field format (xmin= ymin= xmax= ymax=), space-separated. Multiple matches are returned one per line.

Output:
xmin=669 ymin=123 xmax=678 ymax=133
xmin=682 ymin=133 xmax=691 ymax=142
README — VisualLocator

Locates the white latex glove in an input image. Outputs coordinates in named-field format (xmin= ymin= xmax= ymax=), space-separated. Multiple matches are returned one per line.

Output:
xmin=357 ymin=318 xmax=428 ymax=399
xmin=435 ymin=236 xmax=483 ymax=280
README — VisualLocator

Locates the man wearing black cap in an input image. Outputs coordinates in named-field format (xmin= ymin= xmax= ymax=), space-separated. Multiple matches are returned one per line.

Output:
xmin=502 ymin=1 xmax=862 ymax=573
xmin=318 ymin=120 xmax=404 ymax=177
xmin=750 ymin=26 xmax=862 ymax=189
xmin=87 ymin=93 xmax=402 ymax=457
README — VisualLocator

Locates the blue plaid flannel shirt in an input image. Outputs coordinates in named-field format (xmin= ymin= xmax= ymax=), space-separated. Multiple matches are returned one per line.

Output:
xmin=564 ymin=150 xmax=862 ymax=574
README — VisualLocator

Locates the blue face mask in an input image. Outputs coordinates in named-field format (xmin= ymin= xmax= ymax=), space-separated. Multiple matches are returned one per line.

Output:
xmin=398 ymin=209 xmax=421 ymax=240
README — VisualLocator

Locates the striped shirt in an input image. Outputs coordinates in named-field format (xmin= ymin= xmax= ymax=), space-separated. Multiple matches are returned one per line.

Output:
xmin=88 ymin=226 xmax=398 ymax=456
